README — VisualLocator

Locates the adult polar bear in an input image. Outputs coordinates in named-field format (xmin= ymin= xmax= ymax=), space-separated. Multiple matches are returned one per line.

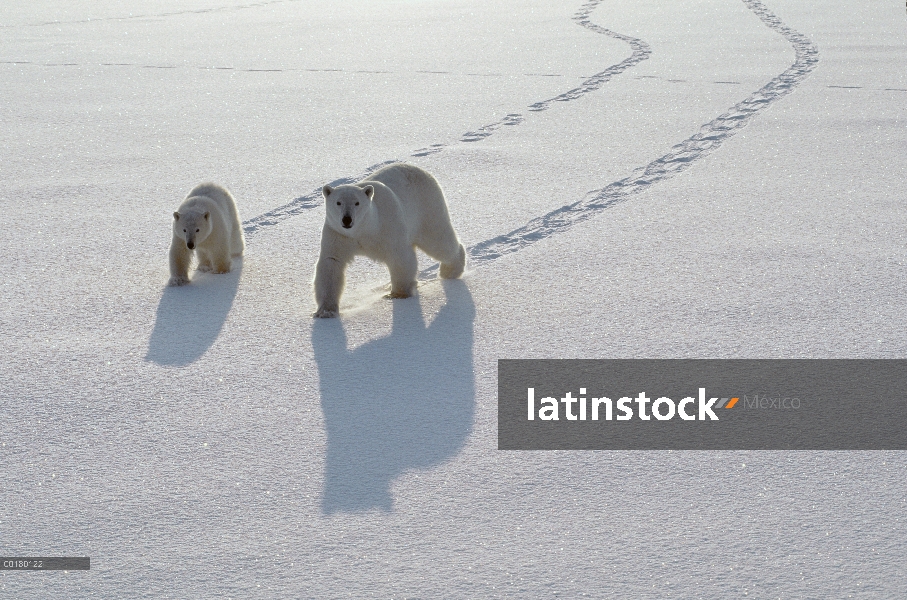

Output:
xmin=313 ymin=163 xmax=466 ymax=318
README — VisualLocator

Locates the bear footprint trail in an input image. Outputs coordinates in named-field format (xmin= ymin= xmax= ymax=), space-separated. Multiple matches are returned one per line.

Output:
xmin=241 ymin=0 xmax=650 ymax=237
xmin=244 ymin=0 xmax=818 ymax=280
xmin=465 ymin=0 xmax=819 ymax=270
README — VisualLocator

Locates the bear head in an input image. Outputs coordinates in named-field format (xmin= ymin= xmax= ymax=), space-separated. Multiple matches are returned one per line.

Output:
xmin=322 ymin=183 xmax=374 ymax=236
xmin=172 ymin=206 xmax=214 ymax=250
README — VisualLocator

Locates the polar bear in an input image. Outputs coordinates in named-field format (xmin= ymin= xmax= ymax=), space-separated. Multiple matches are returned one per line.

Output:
xmin=168 ymin=182 xmax=245 ymax=286
xmin=313 ymin=163 xmax=466 ymax=318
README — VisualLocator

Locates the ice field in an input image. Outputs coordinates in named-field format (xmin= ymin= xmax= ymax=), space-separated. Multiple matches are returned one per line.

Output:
xmin=2 ymin=0 xmax=906 ymax=596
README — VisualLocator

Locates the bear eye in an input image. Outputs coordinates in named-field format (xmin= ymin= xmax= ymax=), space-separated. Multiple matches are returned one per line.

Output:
xmin=336 ymin=201 xmax=341 ymax=206
xmin=196 ymin=228 xmax=200 ymax=232
xmin=355 ymin=202 xmax=359 ymax=206
xmin=183 ymin=229 xmax=187 ymax=232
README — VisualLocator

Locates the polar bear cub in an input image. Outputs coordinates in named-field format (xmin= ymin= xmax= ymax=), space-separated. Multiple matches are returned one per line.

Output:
xmin=169 ymin=182 xmax=245 ymax=286
xmin=313 ymin=163 xmax=466 ymax=318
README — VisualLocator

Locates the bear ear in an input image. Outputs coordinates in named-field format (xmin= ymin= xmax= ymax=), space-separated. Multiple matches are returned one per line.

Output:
xmin=204 ymin=211 xmax=209 ymax=220
xmin=363 ymin=185 xmax=374 ymax=199
xmin=173 ymin=212 xmax=180 ymax=220
xmin=322 ymin=185 xmax=332 ymax=198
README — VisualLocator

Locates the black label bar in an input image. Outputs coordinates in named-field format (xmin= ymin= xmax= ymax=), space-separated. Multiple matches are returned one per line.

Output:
xmin=0 ymin=557 xmax=90 ymax=570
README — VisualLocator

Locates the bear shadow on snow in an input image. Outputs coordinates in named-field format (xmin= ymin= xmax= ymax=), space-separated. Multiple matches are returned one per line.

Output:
xmin=312 ymin=279 xmax=475 ymax=513
xmin=145 ymin=260 xmax=242 ymax=366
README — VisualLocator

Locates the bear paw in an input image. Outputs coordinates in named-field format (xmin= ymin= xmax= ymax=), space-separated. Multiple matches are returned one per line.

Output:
xmin=439 ymin=244 xmax=466 ymax=279
xmin=385 ymin=291 xmax=412 ymax=299
xmin=313 ymin=307 xmax=339 ymax=319
xmin=196 ymin=264 xmax=213 ymax=273
xmin=168 ymin=275 xmax=190 ymax=287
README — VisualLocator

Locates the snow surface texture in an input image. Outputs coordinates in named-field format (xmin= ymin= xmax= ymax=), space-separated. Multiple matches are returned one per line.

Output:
xmin=2 ymin=0 xmax=906 ymax=597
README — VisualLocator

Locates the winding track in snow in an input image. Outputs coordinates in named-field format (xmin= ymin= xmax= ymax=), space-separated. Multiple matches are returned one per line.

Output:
xmin=242 ymin=0 xmax=818 ymax=281
xmin=465 ymin=0 xmax=819 ymax=269
xmin=242 ymin=0 xmax=650 ymax=236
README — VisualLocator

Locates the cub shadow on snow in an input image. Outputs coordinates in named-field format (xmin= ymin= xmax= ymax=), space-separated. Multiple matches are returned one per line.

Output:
xmin=145 ymin=260 xmax=242 ymax=366
xmin=312 ymin=279 xmax=476 ymax=514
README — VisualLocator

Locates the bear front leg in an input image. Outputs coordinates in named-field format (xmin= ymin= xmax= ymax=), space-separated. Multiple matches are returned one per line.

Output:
xmin=195 ymin=249 xmax=214 ymax=273
xmin=313 ymin=255 xmax=346 ymax=318
xmin=168 ymin=238 xmax=192 ymax=286
xmin=387 ymin=245 xmax=418 ymax=299
xmin=210 ymin=248 xmax=232 ymax=274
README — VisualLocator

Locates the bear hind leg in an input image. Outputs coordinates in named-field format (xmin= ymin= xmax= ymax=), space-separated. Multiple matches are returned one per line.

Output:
xmin=439 ymin=243 xmax=466 ymax=279
xmin=417 ymin=229 xmax=466 ymax=279
xmin=231 ymin=223 xmax=245 ymax=258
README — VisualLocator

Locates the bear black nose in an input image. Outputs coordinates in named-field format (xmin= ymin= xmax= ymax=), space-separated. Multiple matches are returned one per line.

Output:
xmin=187 ymin=241 xmax=195 ymax=250
xmin=342 ymin=214 xmax=352 ymax=228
